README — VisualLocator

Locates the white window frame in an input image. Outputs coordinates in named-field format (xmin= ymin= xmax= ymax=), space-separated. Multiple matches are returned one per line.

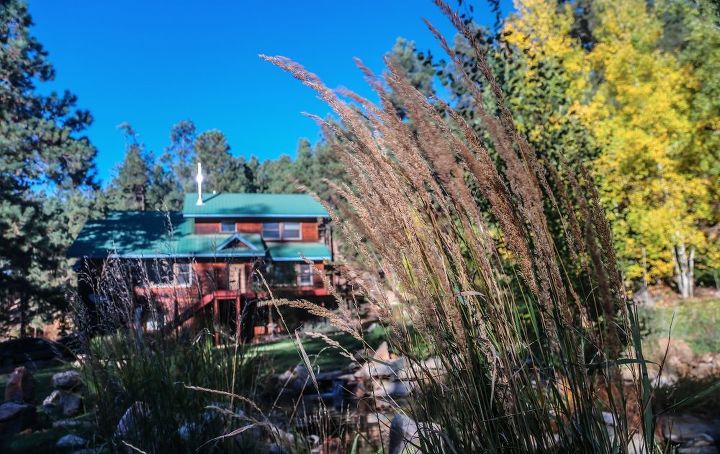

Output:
xmin=174 ymin=263 xmax=193 ymax=286
xmin=262 ymin=222 xmax=281 ymax=240
xmin=220 ymin=221 xmax=236 ymax=233
xmin=297 ymin=264 xmax=313 ymax=286
xmin=283 ymin=222 xmax=302 ymax=240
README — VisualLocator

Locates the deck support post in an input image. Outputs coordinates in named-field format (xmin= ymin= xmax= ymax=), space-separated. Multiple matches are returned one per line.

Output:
xmin=213 ymin=297 xmax=220 ymax=345
xmin=235 ymin=296 xmax=241 ymax=342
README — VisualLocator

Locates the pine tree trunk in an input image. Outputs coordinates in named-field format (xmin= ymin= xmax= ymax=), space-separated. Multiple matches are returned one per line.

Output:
xmin=674 ymin=243 xmax=695 ymax=299
xmin=16 ymin=297 xmax=27 ymax=338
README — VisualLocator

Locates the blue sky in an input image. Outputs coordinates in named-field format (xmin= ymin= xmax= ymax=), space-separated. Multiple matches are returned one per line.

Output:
xmin=28 ymin=1 xmax=512 ymax=184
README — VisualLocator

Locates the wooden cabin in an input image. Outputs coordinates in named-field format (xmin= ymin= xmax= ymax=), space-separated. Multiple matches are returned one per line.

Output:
xmin=67 ymin=190 xmax=334 ymax=342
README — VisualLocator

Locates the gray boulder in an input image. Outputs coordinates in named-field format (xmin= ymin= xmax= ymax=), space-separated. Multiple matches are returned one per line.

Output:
xmin=389 ymin=414 xmax=421 ymax=454
xmin=52 ymin=370 xmax=84 ymax=391
xmin=56 ymin=433 xmax=88 ymax=448
xmin=0 ymin=401 xmax=36 ymax=435
xmin=43 ymin=389 xmax=83 ymax=417
xmin=116 ymin=402 xmax=150 ymax=440
xmin=388 ymin=414 xmax=445 ymax=454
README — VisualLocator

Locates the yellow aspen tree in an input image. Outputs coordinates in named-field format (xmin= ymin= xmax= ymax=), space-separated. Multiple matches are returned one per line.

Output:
xmin=505 ymin=0 xmax=713 ymax=296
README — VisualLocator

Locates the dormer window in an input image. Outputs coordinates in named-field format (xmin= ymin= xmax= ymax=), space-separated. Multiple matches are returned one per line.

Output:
xmin=220 ymin=221 xmax=236 ymax=233
xmin=262 ymin=222 xmax=302 ymax=240
xmin=262 ymin=223 xmax=281 ymax=240
xmin=283 ymin=222 xmax=301 ymax=240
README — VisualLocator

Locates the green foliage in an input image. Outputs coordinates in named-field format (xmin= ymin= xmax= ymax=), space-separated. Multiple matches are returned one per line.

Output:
xmin=103 ymin=119 xmax=348 ymax=214
xmin=0 ymin=0 xmax=98 ymax=337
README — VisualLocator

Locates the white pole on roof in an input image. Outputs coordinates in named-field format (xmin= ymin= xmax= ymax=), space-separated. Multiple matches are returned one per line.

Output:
xmin=196 ymin=161 xmax=204 ymax=205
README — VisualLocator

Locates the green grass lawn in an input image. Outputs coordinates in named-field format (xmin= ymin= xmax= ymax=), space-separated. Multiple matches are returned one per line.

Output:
xmin=247 ymin=326 xmax=387 ymax=373
xmin=641 ymin=298 xmax=720 ymax=354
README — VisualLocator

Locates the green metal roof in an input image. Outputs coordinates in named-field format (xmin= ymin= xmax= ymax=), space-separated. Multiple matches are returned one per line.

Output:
xmin=67 ymin=211 xmax=264 ymax=259
xmin=182 ymin=193 xmax=329 ymax=218
xmin=67 ymin=211 xmax=331 ymax=261
xmin=266 ymin=242 xmax=332 ymax=261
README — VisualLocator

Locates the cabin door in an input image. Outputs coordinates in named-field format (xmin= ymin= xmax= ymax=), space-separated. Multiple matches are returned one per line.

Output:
xmin=228 ymin=264 xmax=247 ymax=293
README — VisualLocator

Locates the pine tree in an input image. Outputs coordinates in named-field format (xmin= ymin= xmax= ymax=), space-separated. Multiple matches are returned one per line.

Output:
xmin=103 ymin=124 xmax=153 ymax=211
xmin=160 ymin=119 xmax=197 ymax=209
xmin=0 ymin=0 xmax=97 ymax=336
xmin=194 ymin=130 xmax=250 ymax=193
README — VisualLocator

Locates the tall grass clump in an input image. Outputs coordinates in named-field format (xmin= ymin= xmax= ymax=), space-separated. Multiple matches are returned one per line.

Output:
xmin=261 ymin=1 xmax=655 ymax=451
xmin=71 ymin=256 xmax=263 ymax=453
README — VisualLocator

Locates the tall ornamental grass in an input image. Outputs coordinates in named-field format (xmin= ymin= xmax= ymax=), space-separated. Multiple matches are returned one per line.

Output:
xmin=262 ymin=1 xmax=655 ymax=451
xmin=72 ymin=256 xmax=262 ymax=453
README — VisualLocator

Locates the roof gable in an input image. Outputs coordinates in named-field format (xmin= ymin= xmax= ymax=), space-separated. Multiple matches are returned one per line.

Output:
xmin=215 ymin=233 xmax=259 ymax=252
xmin=182 ymin=193 xmax=329 ymax=218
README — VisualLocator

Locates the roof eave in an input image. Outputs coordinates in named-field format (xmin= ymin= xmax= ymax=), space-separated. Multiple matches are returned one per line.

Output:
xmin=183 ymin=213 xmax=330 ymax=219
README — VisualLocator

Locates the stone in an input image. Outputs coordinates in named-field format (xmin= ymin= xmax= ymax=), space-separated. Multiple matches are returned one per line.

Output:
xmin=52 ymin=418 xmax=93 ymax=430
xmin=43 ymin=389 xmax=63 ymax=407
xmin=389 ymin=414 xmax=420 ymax=454
xmin=43 ymin=389 xmax=83 ymax=417
xmin=52 ymin=370 xmax=84 ymax=391
xmin=61 ymin=393 xmax=83 ymax=417
xmin=116 ymin=402 xmax=150 ymax=440
xmin=373 ymin=341 xmax=391 ymax=362
xmin=4 ymin=366 xmax=36 ymax=403
xmin=373 ymin=379 xmax=413 ymax=398
xmin=660 ymin=415 xmax=720 ymax=452
xmin=388 ymin=413 xmax=444 ymax=454
xmin=56 ymin=434 xmax=88 ymax=448
xmin=0 ymin=401 xmax=36 ymax=435
xmin=355 ymin=357 xmax=407 ymax=380
xmin=178 ymin=421 xmax=199 ymax=441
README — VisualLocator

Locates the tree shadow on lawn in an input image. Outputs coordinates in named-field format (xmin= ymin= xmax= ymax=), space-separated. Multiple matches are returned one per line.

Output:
xmin=249 ymin=326 xmax=387 ymax=374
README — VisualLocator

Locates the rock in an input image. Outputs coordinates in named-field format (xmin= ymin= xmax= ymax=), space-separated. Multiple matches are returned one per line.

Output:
xmin=373 ymin=379 xmax=413 ymax=398
xmin=677 ymin=448 xmax=719 ymax=454
xmin=116 ymin=402 xmax=150 ymax=439
xmin=355 ymin=357 xmax=407 ymax=380
xmin=626 ymin=432 xmax=648 ymax=454
xmin=43 ymin=389 xmax=63 ymax=407
xmin=52 ymin=418 xmax=93 ymax=430
xmin=660 ymin=415 xmax=720 ymax=452
xmin=4 ymin=366 xmax=36 ymax=403
xmin=0 ymin=401 xmax=36 ymax=435
xmin=56 ymin=434 xmax=88 ymax=448
xmin=178 ymin=421 xmax=199 ymax=441
xmin=388 ymin=413 xmax=444 ymax=454
xmin=61 ymin=393 xmax=83 ymax=417
xmin=52 ymin=370 xmax=84 ymax=391
xmin=43 ymin=390 xmax=83 ymax=417
xmin=373 ymin=341 xmax=391 ymax=362
xmin=389 ymin=414 xmax=420 ymax=454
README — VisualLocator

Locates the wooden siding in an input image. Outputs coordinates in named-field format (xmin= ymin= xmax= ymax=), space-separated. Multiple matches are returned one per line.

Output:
xmin=194 ymin=219 xmax=318 ymax=241
xmin=195 ymin=222 xmax=220 ymax=234
xmin=301 ymin=223 xmax=319 ymax=241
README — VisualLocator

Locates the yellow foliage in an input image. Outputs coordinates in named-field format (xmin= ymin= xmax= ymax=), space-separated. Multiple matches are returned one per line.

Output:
xmin=505 ymin=0 xmax=716 ymax=283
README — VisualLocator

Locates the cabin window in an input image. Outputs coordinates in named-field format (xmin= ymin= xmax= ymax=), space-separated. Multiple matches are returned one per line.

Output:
xmin=297 ymin=264 xmax=313 ymax=286
xmin=220 ymin=221 xmax=236 ymax=233
xmin=145 ymin=260 xmax=173 ymax=285
xmin=283 ymin=222 xmax=301 ymax=240
xmin=174 ymin=263 xmax=192 ymax=286
xmin=262 ymin=223 xmax=281 ymax=240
